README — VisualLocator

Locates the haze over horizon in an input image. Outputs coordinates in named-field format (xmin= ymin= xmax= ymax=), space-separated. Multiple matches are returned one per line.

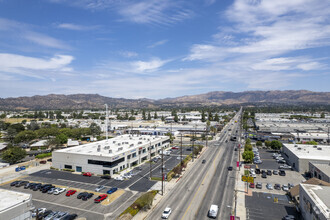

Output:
xmin=0 ymin=0 xmax=329 ymax=99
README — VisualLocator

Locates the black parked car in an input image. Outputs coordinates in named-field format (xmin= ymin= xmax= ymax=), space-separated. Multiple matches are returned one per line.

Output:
xmin=77 ymin=192 xmax=89 ymax=199
xmin=41 ymin=210 xmax=52 ymax=218
xmin=262 ymin=172 xmax=267 ymax=178
xmin=10 ymin=181 xmax=20 ymax=186
xmin=100 ymin=175 xmax=111 ymax=179
xmin=63 ymin=214 xmax=78 ymax=220
xmin=279 ymin=170 xmax=286 ymax=176
xmin=16 ymin=181 xmax=29 ymax=187
xmin=256 ymin=168 xmax=261 ymax=174
xmin=33 ymin=184 xmax=42 ymax=191
xmin=82 ymin=193 xmax=94 ymax=201
xmin=267 ymin=170 xmax=272 ymax=176
xmin=42 ymin=185 xmax=55 ymax=193
xmin=274 ymin=184 xmax=281 ymax=190
xmin=40 ymin=184 xmax=52 ymax=191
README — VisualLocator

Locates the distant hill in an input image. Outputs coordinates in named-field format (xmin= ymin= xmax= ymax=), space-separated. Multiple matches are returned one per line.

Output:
xmin=0 ymin=90 xmax=329 ymax=110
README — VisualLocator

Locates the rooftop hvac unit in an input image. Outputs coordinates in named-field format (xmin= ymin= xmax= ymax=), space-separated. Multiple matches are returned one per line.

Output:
xmin=144 ymin=138 xmax=146 ymax=140
xmin=297 ymin=147 xmax=301 ymax=150
xmin=122 ymin=142 xmax=125 ymax=144
xmin=118 ymin=147 xmax=123 ymax=151
xmin=294 ymin=145 xmax=298 ymax=147
xmin=139 ymin=137 xmax=142 ymax=140
xmin=97 ymin=148 xmax=101 ymax=152
xmin=118 ymin=143 xmax=121 ymax=146
xmin=138 ymin=141 xmax=142 ymax=144
xmin=109 ymin=150 xmax=112 ymax=154
xmin=130 ymin=144 xmax=134 ymax=147
xmin=313 ymin=145 xmax=317 ymax=148
xmin=113 ymin=141 xmax=116 ymax=143
xmin=125 ymin=142 xmax=129 ymax=144
xmin=317 ymin=147 xmax=322 ymax=150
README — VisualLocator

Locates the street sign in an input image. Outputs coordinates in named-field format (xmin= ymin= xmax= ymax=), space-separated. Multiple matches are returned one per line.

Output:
xmin=230 ymin=216 xmax=235 ymax=220
xmin=241 ymin=175 xmax=254 ymax=183
xmin=241 ymin=176 xmax=247 ymax=182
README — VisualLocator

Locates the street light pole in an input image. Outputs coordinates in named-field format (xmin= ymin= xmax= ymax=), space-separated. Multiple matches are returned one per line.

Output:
xmin=180 ymin=133 xmax=183 ymax=174
xmin=161 ymin=147 xmax=164 ymax=195
xmin=149 ymin=141 xmax=152 ymax=179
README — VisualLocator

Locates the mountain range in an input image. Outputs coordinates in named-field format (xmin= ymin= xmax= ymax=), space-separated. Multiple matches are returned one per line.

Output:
xmin=0 ymin=90 xmax=329 ymax=110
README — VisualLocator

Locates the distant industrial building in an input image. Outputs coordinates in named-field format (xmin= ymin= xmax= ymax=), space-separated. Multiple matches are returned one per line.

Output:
xmin=52 ymin=134 xmax=170 ymax=175
xmin=309 ymin=162 xmax=330 ymax=183
xmin=291 ymin=132 xmax=329 ymax=144
xmin=0 ymin=189 xmax=33 ymax=220
xmin=282 ymin=144 xmax=330 ymax=173
xmin=299 ymin=184 xmax=330 ymax=220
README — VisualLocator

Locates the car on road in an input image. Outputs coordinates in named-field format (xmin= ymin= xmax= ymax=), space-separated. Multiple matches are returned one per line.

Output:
xmin=101 ymin=175 xmax=111 ymax=179
xmin=256 ymin=182 xmax=262 ymax=189
xmin=202 ymin=159 xmax=206 ymax=164
xmin=266 ymin=183 xmax=273 ymax=190
xmin=66 ymin=190 xmax=77 ymax=197
xmin=107 ymin=187 xmax=118 ymax=194
xmin=208 ymin=205 xmax=219 ymax=219
xmin=161 ymin=207 xmax=172 ymax=219
xmin=95 ymin=185 xmax=105 ymax=192
xmin=83 ymin=172 xmax=92 ymax=177
xmin=249 ymin=183 xmax=255 ymax=188
xmin=94 ymin=194 xmax=107 ymax=203
xmin=282 ymin=185 xmax=289 ymax=191
xmin=40 ymin=160 xmax=47 ymax=164
xmin=228 ymin=166 xmax=233 ymax=171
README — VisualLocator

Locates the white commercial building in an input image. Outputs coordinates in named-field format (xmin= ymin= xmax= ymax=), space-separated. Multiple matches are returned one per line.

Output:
xmin=309 ymin=162 xmax=330 ymax=183
xmin=282 ymin=144 xmax=330 ymax=173
xmin=52 ymin=134 xmax=170 ymax=175
xmin=299 ymin=184 xmax=330 ymax=220
xmin=0 ymin=189 xmax=34 ymax=220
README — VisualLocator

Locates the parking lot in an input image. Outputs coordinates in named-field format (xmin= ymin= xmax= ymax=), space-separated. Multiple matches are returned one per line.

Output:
xmin=250 ymin=149 xmax=305 ymax=194
xmin=246 ymin=192 xmax=300 ymax=220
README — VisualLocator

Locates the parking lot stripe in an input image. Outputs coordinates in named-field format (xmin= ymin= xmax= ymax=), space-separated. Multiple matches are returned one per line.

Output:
xmin=32 ymin=198 xmax=104 ymax=215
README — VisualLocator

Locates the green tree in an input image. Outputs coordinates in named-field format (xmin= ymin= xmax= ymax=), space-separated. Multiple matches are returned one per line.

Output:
xmin=154 ymin=112 xmax=158 ymax=119
xmin=214 ymin=113 xmax=219 ymax=122
xmin=208 ymin=111 xmax=213 ymax=121
xmin=6 ymin=127 xmax=17 ymax=143
xmin=246 ymin=138 xmax=251 ymax=145
xmin=0 ymin=121 xmax=10 ymax=130
xmin=242 ymin=151 xmax=254 ymax=163
xmin=183 ymin=115 xmax=187 ymax=121
xmin=270 ymin=140 xmax=282 ymax=150
xmin=161 ymin=115 xmax=165 ymax=122
xmin=201 ymin=110 xmax=206 ymax=122
xmin=147 ymin=112 xmax=151 ymax=120
xmin=21 ymin=119 xmax=27 ymax=125
xmin=90 ymin=123 xmax=101 ymax=136
xmin=265 ymin=140 xmax=271 ymax=147
xmin=142 ymin=110 xmax=146 ymax=120
xmin=244 ymin=144 xmax=252 ymax=151
xmin=1 ymin=147 xmax=27 ymax=164
xmin=8 ymin=123 xmax=25 ymax=133
xmin=256 ymin=141 xmax=262 ymax=147
xmin=14 ymin=130 xmax=37 ymax=144
xmin=27 ymin=120 xmax=40 ymax=131
xmin=55 ymin=133 xmax=68 ymax=145
xmin=174 ymin=114 xmax=178 ymax=122
xmin=321 ymin=112 xmax=325 ymax=118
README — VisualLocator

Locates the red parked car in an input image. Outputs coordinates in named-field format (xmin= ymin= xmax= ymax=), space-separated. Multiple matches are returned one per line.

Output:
xmin=83 ymin=172 xmax=92 ymax=177
xmin=66 ymin=190 xmax=77 ymax=196
xmin=171 ymin=147 xmax=179 ymax=150
xmin=249 ymin=183 xmax=255 ymax=188
xmin=94 ymin=194 xmax=107 ymax=203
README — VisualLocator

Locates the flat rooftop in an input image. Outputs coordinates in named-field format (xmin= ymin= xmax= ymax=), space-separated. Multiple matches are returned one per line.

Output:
xmin=284 ymin=144 xmax=330 ymax=161
xmin=301 ymin=184 xmax=330 ymax=218
xmin=55 ymin=134 xmax=169 ymax=157
xmin=0 ymin=189 xmax=31 ymax=212
xmin=310 ymin=162 xmax=330 ymax=177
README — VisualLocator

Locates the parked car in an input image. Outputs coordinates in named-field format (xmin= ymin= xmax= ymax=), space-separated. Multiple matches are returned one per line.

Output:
xmin=16 ymin=181 xmax=29 ymax=187
xmin=77 ymin=192 xmax=89 ymax=199
xmin=95 ymin=185 xmax=105 ymax=192
xmin=32 ymin=208 xmax=47 ymax=217
xmin=53 ymin=211 xmax=68 ymax=220
xmin=161 ymin=207 xmax=172 ymax=219
xmin=40 ymin=160 xmax=47 ymax=164
xmin=255 ymin=168 xmax=261 ymax=174
xmin=33 ymin=183 xmax=42 ymax=191
xmin=267 ymin=170 xmax=272 ymax=176
xmin=66 ymin=190 xmax=77 ymax=196
xmin=262 ymin=172 xmax=267 ymax=178
xmin=171 ymin=146 xmax=179 ymax=150
xmin=282 ymin=185 xmax=289 ymax=191
xmin=249 ymin=183 xmax=255 ymax=188
xmin=101 ymin=175 xmax=111 ymax=179
xmin=114 ymin=176 xmax=124 ymax=181
xmin=94 ymin=194 xmax=107 ymax=203
xmin=282 ymin=215 xmax=295 ymax=220
xmin=82 ymin=193 xmax=94 ymax=201
xmin=45 ymin=211 xmax=59 ymax=220
xmin=83 ymin=172 xmax=92 ymax=177
xmin=54 ymin=188 xmax=66 ymax=195
xmin=47 ymin=187 xmax=56 ymax=194
xmin=279 ymin=170 xmax=286 ymax=176
xmin=41 ymin=210 xmax=52 ymax=218
xmin=63 ymin=214 xmax=78 ymax=220
xmin=266 ymin=183 xmax=273 ymax=190
xmin=273 ymin=170 xmax=279 ymax=175
xmin=274 ymin=184 xmax=281 ymax=190
xmin=279 ymin=165 xmax=292 ymax=169
xmin=256 ymin=182 xmax=262 ymax=189
xmin=288 ymin=183 xmax=295 ymax=189
xmin=107 ymin=187 xmax=118 ymax=194
xmin=10 ymin=181 xmax=20 ymax=186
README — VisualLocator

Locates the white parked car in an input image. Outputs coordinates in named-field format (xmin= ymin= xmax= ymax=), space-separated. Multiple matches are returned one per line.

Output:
xmin=32 ymin=208 xmax=46 ymax=217
xmin=161 ymin=207 xmax=172 ymax=219
xmin=95 ymin=185 xmax=105 ymax=192
xmin=266 ymin=183 xmax=273 ymax=190
xmin=53 ymin=188 xmax=66 ymax=195
xmin=115 ymin=176 xmax=124 ymax=181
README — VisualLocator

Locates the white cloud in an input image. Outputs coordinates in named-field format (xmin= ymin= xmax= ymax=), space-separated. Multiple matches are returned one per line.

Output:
xmin=56 ymin=23 xmax=99 ymax=31
xmin=148 ymin=39 xmax=168 ymax=48
xmin=131 ymin=58 xmax=168 ymax=72
xmin=24 ymin=31 xmax=69 ymax=49
xmin=0 ymin=53 xmax=74 ymax=78
xmin=119 ymin=51 xmax=138 ymax=58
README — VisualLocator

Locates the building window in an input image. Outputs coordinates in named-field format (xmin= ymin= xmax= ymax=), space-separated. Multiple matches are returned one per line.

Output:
xmin=76 ymin=166 xmax=82 ymax=172
xmin=64 ymin=165 xmax=72 ymax=169
xmin=88 ymin=157 xmax=125 ymax=168
xmin=127 ymin=155 xmax=131 ymax=159
xmin=132 ymin=153 xmax=137 ymax=158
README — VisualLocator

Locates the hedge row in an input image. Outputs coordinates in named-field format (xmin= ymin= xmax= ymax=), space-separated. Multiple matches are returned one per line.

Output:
xmin=35 ymin=152 xmax=52 ymax=159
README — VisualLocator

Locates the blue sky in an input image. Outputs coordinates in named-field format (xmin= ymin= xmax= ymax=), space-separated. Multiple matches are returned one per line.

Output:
xmin=0 ymin=0 xmax=329 ymax=99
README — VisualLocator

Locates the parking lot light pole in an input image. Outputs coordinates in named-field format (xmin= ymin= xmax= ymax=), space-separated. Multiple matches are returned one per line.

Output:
xmin=180 ymin=133 xmax=183 ymax=174
xmin=149 ymin=141 xmax=152 ymax=179
xmin=161 ymin=148 xmax=164 ymax=196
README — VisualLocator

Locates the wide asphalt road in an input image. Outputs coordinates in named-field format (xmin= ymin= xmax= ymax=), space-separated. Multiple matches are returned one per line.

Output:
xmin=146 ymin=112 xmax=240 ymax=220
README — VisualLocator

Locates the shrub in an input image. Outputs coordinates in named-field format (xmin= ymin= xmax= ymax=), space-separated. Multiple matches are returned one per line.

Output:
xmin=35 ymin=152 xmax=52 ymax=159
xmin=62 ymin=168 xmax=74 ymax=172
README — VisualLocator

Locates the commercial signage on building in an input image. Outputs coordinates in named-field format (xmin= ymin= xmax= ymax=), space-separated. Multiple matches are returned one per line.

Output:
xmin=112 ymin=156 xmax=119 ymax=161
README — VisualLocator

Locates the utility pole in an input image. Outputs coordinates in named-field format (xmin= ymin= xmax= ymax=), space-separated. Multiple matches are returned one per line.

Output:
xmin=105 ymin=104 xmax=108 ymax=142
xmin=180 ymin=133 xmax=183 ymax=173
xmin=149 ymin=141 xmax=152 ymax=179
xmin=161 ymin=147 xmax=164 ymax=195
xmin=192 ymin=124 xmax=196 ymax=162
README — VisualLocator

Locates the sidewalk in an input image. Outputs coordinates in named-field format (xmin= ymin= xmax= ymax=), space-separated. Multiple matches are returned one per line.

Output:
xmin=234 ymin=148 xmax=248 ymax=219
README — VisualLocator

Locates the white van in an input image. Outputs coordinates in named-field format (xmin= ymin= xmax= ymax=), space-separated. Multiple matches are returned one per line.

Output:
xmin=208 ymin=204 xmax=218 ymax=218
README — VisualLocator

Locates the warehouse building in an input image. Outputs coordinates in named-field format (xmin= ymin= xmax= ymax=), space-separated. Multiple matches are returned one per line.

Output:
xmin=309 ymin=162 xmax=330 ymax=183
xmin=0 ymin=189 xmax=33 ymax=220
xmin=299 ymin=184 xmax=330 ymax=220
xmin=52 ymin=134 xmax=170 ymax=175
xmin=281 ymin=144 xmax=330 ymax=173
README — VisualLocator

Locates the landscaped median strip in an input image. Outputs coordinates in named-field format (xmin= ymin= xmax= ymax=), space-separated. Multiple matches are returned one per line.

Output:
xmin=101 ymin=189 xmax=125 ymax=205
